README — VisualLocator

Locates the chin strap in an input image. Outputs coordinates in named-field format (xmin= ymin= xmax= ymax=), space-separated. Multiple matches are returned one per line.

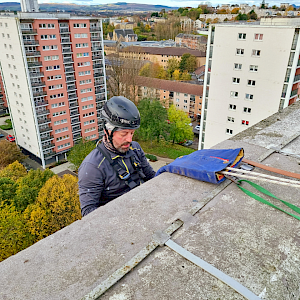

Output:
xmin=103 ymin=121 xmax=118 ymax=151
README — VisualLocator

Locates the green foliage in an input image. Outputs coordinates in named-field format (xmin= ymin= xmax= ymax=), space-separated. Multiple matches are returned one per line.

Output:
xmin=167 ymin=105 xmax=194 ymax=144
xmin=14 ymin=169 xmax=55 ymax=212
xmin=0 ymin=118 xmax=12 ymax=130
xmin=24 ymin=175 xmax=81 ymax=241
xmin=139 ymin=63 xmax=167 ymax=79
xmin=0 ymin=140 xmax=26 ymax=169
xmin=0 ymin=161 xmax=27 ymax=181
xmin=167 ymin=58 xmax=180 ymax=78
xmin=0 ymin=203 xmax=34 ymax=262
xmin=136 ymin=98 xmax=168 ymax=143
xmin=247 ymin=10 xmax=258 ymax=20
xmin=138 ymin=139 xmax=194 ymax=159
xmin=145 ymin=154 xmax=157 ymax=161
xmin=0 ymin=177 xmax=16 ymax=205
xmin=235 ymin=13 xmax=248 ymax=20
xmin=67 ymin=138 xmax=96 ymax=170
xmin=151 ymin=12 xmax=159 ymax=17
xmin=138 ymin=34 xmax=148 ymax=41
xmin=179 ymin=53 xmax=197 ymax=73
xmin=102 ymin=22 xmax=115 ymax=36
xmin=187 ymin=7 xmax=202 ymax=20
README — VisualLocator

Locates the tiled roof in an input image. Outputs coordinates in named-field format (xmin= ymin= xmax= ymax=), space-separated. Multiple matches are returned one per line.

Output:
xmin=194 ymin=65 xmax=206 ymax=75
xmin=120 ymin=46 xmax=206 ymax=57
xmin=135 ymin=76 xmax=203 ymax=96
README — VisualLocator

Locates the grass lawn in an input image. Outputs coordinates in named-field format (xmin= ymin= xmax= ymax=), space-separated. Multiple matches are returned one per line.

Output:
xmin=137 ymin=140 xmax=195 ymax=160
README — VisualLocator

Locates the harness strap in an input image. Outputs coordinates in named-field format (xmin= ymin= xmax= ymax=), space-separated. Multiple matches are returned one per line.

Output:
xmin=97 ymin=145 xmax=143 ymax=189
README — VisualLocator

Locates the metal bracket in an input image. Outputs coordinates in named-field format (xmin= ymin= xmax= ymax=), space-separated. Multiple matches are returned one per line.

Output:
xmin=152 ymin=231 xmax=171 ymax=247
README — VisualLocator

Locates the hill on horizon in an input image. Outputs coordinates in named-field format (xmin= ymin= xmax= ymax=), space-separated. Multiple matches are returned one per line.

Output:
xmin=0 ymin=2 xmax=178 ymax=13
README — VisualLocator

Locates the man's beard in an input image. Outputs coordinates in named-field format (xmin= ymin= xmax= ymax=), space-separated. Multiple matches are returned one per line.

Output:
xmin=115 ymin=142 xmax=131 ymax=153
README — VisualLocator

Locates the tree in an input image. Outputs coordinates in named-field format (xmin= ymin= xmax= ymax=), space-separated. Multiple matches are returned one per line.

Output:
xmin=14 ymin=168 xmax=55 ymax=212
xmin=67 ymin=138 xmax=96 ymax=171
xmin=0 ymin=161 xmax=27 ymax=181
xmin=261 ymin=0 xmax=266 ymax=9
xmin=0 ymin=140 xmax=26 ymax=169
xmin=135 ymin=98 xmax=168 ymax=143
xmin=102 ymin=22 xmax=115 ymax=36
xmin=247 ymin=10 xmax=258 ymax=20
xmin=0 ymin=177 xmax=16 ymax=205
xmin=180 ymin=71 xmax=192 ymax=81
xmin=139 ymin=63 xmax=167 ymax=79
xmin=24 ymin=175 xmax=81 ymax=241
xmin=172 ymin=69 xmax=181 ymax=80
xmin=0 ymin=203 xmax=34 ymax=262
xmin=179 ymin=53 xmax=197 ymax=73
xmin=167 ymin=58 xmax=180 ymax=78
xmin=235 ymin=13 xmax=248 ymax=20
xmin=168 ymin=105 xmax=194 ymax=144
xmin=231 ymin=7 xmax=239 ymax=14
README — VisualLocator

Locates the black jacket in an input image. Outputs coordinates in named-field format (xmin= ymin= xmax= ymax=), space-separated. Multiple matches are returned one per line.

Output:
xmin=78 ymin=141 xmax=156 ymax=216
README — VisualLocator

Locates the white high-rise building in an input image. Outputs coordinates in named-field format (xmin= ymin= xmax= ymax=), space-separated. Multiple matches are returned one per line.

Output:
xmin=199 ymin=18 xmax=300 ymax=149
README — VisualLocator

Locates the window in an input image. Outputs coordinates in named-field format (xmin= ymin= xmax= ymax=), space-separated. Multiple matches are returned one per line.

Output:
xmin=232 ymin=77 xmax=240 ymax=84
xmin=78 ymin=61 xmax=90 ymax=67
xmin=77 ymin=52 xmax=89 ymax=58
xmin=76 ymin=43 xmax=89 ymax=48
xmin=234 ymin=63 xmax=242 ymax=70
xmin=7 ymin=34 xmax=10 ymax=39
xmin=243 ymin=107 xmax=251 ymax=113
xmin=44 ymin=56 xmax=51 ymax=61
xmin=11 ymin=55 xmax=14 ymax=60
xmin=49 ymin=84 xmax=63 ymax=90
xmin=252 ymin=50 xmax=261 ymax=57
xmin=227 ymin=116 xmax=235 ymax=123
xmin=83 ymin=111 xmax=95 ymax=118
xmin=82 ymin=104 xmax=94 ymax=110
xmin=184 ymin=93 xmax=188 ymax=97
xmin=236 ymin=48 xmax=244 ymax=55
xmin=230 ymin=91 xmax=238 ymax=98
xmin=47 ymin=75 xmax=62 ymax=80
xmin=245 ymin=93 xmax=254 ymax=100
xmin=81 ymin=88 xmax=92 ymax=94
xmin=43 ymin=45 xmax=58 ymax=51
xmin=229 ymin=104 xmax=236 ymax=110
xmin=50 ymin=93 xmax=64 ymax=99
xmin=238 ymin=33 xmax=246 ymax=40
xmin=226 ymin=129 xmax=233 ymax=135
xmin=74 ymin=23 xmax=87 ymax=28
xmin=241 ymin=120 xmax=250 ymax=126
xmin=41 ymin=34 xmax=56 ymax=40
xmin=184 ymin=100 xmax=187 ymax=103
xmin=84 ymin=127 xmax=96 ymax=133
xmin=248 ymin=80 xmax=256 ymax=86
xmin=79 ymin=70 xmax=91 ymax=76
xmin=52 ymin=55 xmax=59 ymax=60
xmin=74 ymin=33 xmax=88 ymax=38
xmin=249 ymin=65 xmax=258 ymax=72
xmin=254 ymin=34 xmax=263 ymax=41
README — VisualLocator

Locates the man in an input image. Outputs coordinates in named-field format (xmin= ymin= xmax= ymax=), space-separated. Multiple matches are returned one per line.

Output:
xmin=78 ymin=96 xmax=156 ymax=217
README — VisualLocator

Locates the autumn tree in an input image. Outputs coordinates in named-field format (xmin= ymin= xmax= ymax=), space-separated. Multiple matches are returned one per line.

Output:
xmin=139 ymin=63 xmax=168 ymax=79
xmin=14 ymin=168 xmax=55 ymax=212
xmin=0 ymin=140 xmax=26 ymax=169
xmin=168 ymin=105 xmax=194 ymax=144
xmin=67 ymin=138 xmax=96 ymax=171
xmin=24 ymin=174 xmax=81 ymax=241
xmin=172 ymin=69 xmax=181 ymax=80
xmin=0 ymin=161 xmax=27 ymax=181
xmin=167 ymin=58 xmax=180 ymax=78
xmin=135 ymin=98 xmax=168 ymax=143
xmin=179 ymin=53 xmax=197 ymax=73
xmin=0 ymin=177 xmax=16 ymax=205
xmin=0 ymin=203 xmax=34 ymax=262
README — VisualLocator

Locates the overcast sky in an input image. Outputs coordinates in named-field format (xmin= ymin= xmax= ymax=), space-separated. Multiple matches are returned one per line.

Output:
xmin=0 ymin=0 xmax=297 ymax=9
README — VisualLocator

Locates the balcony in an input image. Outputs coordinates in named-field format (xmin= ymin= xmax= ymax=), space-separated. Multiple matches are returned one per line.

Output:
xmin=65 ymin=67 xmax=75 ymax=73
xmin=31 ymin=81 xmax=46 ymax=88
xmin=30 ymin=72 xmax=44 ymax=78
xmin=28 ymin=61 xmax=43 ymax=68
xmin=21 ymin=28 xmax=37 ymax=34
xmin=62 ymin=48 xmax=72 ymax=53
xmin=35 ymin=100 xmax=48 ymax=107
xmin=33 ymin=91 xmax=47 ymax=97
xmin=39 ymin=126 xmax=53 ymax=133
xmin=94 ymin=72 xmax=104 ymax=78
xmin=67 ymin=84 xmax=76 ymax=91
xmin=96 ymin=95 xmax=105 ymax=102
xmin=23 ymin=40 xmax=39 ymax=46
xmin=68 ymin=93 xmax=78 ymax=101
xmin=93 ymin=64 xmax=103 ymax=69
xmin=92 ymin=55 xmax=102 ymax=61
xmin=69 ymin=101 xmax=79 ymax=108
xmin=70 ymin=108 xmax=79 ymax=116
xmin=66 ymin=76 xmax=75 ymax=82
xmin=294 ymin=74 xmax=300 ymax=83
xmin=41 ymin=134 xmax=54 ymax=142
xmin=90 ymin=27 xmax=101 ymax=32
xmin=91 ymin=37 xmax=101 ymax=41
xmin=59 ymin=27 xmax=70 ymax=33
xmin=92 ymin=47 xmax=102 ymax=52
xmin=63 ymin=58 xmax=73 ymax=64
xmin=42 ymin=143 xmax=55 ymax=150
xmin=61 ymin=38 xmax=71 ymax=44
xmin=290 ymin=89 xmax=298 ymax=98
xmin=26 ymin=51 xmax=41 ymax=57
xmin=72 ymin=125 xmax=81 ymax=132
xmin=71 ymin=117 xmax=80 ymax=124
xmin=37 ymin=118 xmax=51 ymax=125
xmin=36 ymin=109 xmax=50 ymax=116
xmin=44 ymin=150 xmax=56 ymax=158
xmin=96 ymin=103 xmax=104 ymax=110
xmin=95 ymin=87 xmax=105 ymax=95
xmin=73 ymin=133 xmax=81 ymax=140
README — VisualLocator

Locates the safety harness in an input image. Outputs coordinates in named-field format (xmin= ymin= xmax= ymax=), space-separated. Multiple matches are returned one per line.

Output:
xmin=97 ymin=144 xmax=146 ymax=190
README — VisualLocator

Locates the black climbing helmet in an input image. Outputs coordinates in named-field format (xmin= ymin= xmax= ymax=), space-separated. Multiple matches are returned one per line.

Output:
xmin=102 ymin=96 xmax=140 ymax=130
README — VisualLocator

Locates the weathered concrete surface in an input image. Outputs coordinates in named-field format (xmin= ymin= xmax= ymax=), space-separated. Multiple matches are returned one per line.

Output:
xmin=0 ymin=103 xmax=300 ymax=300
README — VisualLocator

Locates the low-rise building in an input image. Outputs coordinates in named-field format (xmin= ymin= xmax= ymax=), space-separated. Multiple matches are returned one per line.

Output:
xmin=134 ymin=76 xmax=203 ymax=119
xmin=175 ymin=33 xmax=207 ymax=52
xmin=107 ymin=29 xmax=137 ymax=42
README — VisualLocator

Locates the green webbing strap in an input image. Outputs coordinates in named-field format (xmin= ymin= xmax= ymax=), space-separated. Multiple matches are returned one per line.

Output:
xmin=237 ymin=179 xmax=300 ymax=221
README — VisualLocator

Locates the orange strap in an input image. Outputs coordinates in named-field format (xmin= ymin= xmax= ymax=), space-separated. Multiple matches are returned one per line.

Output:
xmin=242 ymin=158 xmax=300 ymax=180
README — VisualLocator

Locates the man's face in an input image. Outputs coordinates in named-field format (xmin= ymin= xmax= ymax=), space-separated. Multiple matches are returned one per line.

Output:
xmin=111 ymin=129 xmax=135 ymax=153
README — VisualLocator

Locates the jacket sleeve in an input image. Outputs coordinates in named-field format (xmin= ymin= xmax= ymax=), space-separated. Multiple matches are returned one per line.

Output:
xmin=134 ymin=142 xmax=156 ymax=181
xmin=78 ymin=161 xmax=104 ymax=217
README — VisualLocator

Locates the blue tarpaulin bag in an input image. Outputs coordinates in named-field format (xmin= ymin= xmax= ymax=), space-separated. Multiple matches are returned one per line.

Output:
xmin=156 ymin=148 xmax=244 ymax=184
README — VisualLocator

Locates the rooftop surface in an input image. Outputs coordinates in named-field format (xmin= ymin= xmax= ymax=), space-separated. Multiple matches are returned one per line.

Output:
xmin=0 ymin=102 xmax=300 ymax=300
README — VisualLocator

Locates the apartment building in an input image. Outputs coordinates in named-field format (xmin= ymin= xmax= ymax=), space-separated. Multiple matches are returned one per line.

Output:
xmin=175 ymin=33 xmax=207 ymax=52
xmin=119 ymin=46 xmax=206 ymax=69
xmin=0 ymin=11 xmax=106 ymax=167
xmin=134 ymin=76 xmax=203 ymax=118
xmin=200 ymin=18 xmax=300 ymax=149
xmin=0 ymin=74 xmax=8 ymax=113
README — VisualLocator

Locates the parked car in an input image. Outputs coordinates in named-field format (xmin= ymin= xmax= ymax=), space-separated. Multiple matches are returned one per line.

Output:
xmin=183 ymin=140 xmax=193 ymax=147
xmin=194 ymin=125 xmax=200 ymax=131
xmin=6 ymin=134 xmax=15 ymax=142
xmin=0 ymin=133 xmax=4 ymax=138
xmin=21 ymin=162 xmax=33 ymax=172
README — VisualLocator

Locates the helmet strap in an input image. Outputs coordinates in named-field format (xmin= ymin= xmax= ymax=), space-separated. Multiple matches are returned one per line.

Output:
xmin=104 ymin=124 xmax=118 ymax=151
